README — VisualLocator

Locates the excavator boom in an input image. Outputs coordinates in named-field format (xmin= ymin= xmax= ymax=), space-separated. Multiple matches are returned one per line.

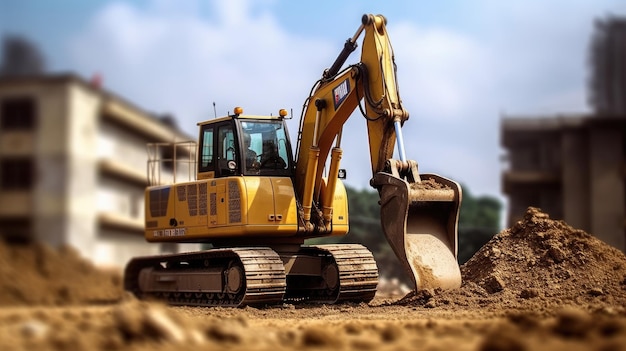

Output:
xmin=295 ymin=14 xmax=462 ymax=291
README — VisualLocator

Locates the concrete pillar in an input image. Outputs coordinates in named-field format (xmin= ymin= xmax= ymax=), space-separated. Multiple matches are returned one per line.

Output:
xmin=561 ymin=129 xmax=590 ymax=231
xmin=65 ymin=82 xmax=100 ymax=255
xmin=33 ymin=84 xmax=70 ymax=246
xmin=589 ymin=127 xmax=625 ymax=251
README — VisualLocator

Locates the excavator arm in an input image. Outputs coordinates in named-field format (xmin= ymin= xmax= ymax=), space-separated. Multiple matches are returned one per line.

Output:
xmin=294 ymin=14 xmax=462 ymax=292
xmin=295 ymin=15 xmax=405 ymax=196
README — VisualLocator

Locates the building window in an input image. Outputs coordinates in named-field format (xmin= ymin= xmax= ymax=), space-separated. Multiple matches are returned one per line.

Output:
xmin=0 ymin=97 xmax=37 ymax=130
xmin=0 ymin=219 xmax=33 ymax=243
xmin=0 ymin=158 xmax=34 ymax=190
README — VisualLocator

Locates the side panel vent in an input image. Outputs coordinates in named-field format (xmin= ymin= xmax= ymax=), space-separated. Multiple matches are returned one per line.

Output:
xmin=187 ymin=184 xmax=198 ymax=216
xmin=228 ymin=181 xmax=241 ymax=223
xmin=199 ymin=182 xmax=208 ymax=216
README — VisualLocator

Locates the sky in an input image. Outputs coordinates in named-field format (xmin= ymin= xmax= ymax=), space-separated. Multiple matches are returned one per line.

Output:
xmin=1 ymin=0 xmax=624 ymax=202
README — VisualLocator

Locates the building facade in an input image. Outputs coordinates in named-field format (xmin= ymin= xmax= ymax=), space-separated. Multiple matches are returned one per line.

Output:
xmin=501 ymin=114 xmax=626 ymax=252
xmin=0 ymin=74 xmax=200 ymax=267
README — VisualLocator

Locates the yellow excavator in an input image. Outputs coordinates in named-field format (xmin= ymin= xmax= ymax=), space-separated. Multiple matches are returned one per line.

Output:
xmin=124 ymin=14 xmax=462 ymax=306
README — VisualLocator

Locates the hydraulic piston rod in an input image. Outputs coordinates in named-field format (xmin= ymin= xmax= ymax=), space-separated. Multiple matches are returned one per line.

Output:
xmin=393 ymin=120 xmax=407 ymax=162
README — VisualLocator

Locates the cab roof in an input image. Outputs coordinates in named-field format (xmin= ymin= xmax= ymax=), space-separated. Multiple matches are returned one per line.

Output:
xmin=197 ymin=114 xmax=285 ymax=127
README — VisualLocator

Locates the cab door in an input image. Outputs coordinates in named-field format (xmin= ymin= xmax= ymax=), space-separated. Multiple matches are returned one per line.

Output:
xmin=200 ymin=121 xmax=238 ymax=228
xmin=198 ymin=120 xmax=241 ymax=179
xmin=216 ymin=123 xmax=239 ymax=178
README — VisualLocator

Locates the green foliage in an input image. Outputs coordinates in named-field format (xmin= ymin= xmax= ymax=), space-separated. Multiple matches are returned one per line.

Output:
xmin=459 ymin=189 xmax=501 ymax=229
xmin=457 ymin=184 xmax=502 ymax=264
xmin=306 ymin=187 xmax=383 ymax=249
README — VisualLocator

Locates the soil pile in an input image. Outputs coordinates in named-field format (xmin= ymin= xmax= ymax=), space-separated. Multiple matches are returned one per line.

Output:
xmin=410 ymin=178 xmax=451 ymax=190
xmin=2 ymin=299 xmax=626 ymax=351
xmin=0 ymin=240 xmax=124 ymax=306
xmin=0 ymin=207 xmax=626 ymax=351
xmin=0 ymin=299 xmax=206 ymax=351
xmin=400 ymin=207 xmax=626 ymax=313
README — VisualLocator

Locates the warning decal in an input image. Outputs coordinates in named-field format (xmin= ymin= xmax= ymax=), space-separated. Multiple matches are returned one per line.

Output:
xmin=332 ymin=79 xmax=350 ymax=110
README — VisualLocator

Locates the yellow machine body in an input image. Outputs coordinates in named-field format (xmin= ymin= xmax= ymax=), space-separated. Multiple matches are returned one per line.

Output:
xmin=144 ymin=113 xmax=349 ymax=244
xmin=144 ymin=176 xmax=349 ymax=242
xmin=125 ymin=15 xmax=462 ymax=306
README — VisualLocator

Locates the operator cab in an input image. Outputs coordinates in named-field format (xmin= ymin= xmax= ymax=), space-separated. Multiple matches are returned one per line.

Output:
xmin=197 ymin=108 xmax=293 ymax=179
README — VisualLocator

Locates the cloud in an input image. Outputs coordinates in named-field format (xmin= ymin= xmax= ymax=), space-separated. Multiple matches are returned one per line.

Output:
xmin=68 ymin=0 xmax=620 ymax=198
xmin=70 ymin=0 xmax=333 ymax=134
xmin=373 ymin=2 xmax=607 ymax=196
xmin=391 ymin=22 xmax=493 ymax=122
xmin=374 ymin=22 xmax=502 ymax=196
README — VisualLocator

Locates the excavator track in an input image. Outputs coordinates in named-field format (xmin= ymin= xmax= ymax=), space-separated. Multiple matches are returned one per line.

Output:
xmin=124 ymin=248 xmax=286 ymax=307
xmin=284 ymin=244 xmax=379 ymax=304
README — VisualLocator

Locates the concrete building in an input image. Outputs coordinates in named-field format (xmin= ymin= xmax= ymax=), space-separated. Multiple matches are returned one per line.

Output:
xmin=0 ymin=74 xmax=200 ymax=267
xmin=501 ymin=114 xmax=626 ymax=252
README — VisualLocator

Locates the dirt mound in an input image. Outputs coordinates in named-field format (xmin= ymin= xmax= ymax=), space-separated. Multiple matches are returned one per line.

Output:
xmin=1 ymin=207 xmax=626 ymax=351
xmin=410 ymin=178 xmax=450 ymax=190
xmin=2 ymin=299 xmax=626 ymax=351
xmin=0 ymin=240 xmax=124 ymax=306
xmin=399 ymin=207 xmax=626 ymax=313
xmin=0 ymin=299 xmax=207 ymax=351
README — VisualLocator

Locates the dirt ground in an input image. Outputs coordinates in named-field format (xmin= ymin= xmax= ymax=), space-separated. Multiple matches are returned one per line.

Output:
xmin=1 ymin=207 xmax=626 ymax=351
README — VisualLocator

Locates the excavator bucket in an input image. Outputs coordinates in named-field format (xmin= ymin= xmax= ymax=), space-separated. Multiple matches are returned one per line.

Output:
xmin=372 ymin=170 xmax=462 ymax=292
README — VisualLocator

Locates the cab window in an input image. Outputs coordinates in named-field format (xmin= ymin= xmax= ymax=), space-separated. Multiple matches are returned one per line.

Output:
xmin=198 ymin=125 xmax=214 ymax=173
xmin=239 ymin=120 xmax=292 ymax=176
xmin=217 ymin=124 xmax=237 ymax=176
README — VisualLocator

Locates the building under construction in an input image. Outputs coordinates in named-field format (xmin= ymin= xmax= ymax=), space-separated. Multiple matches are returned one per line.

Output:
xmin=501 ymin=114 xmax=626 ymax=252
xmin=501 ymin=15 xmax=626 ymax=252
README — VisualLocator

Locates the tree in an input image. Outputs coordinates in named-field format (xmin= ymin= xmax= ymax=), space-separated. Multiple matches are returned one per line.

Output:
xmin=0 ymin=35 xmax=46 ymax=77
xmin=457 ymin=185 xmax=502 ymax=264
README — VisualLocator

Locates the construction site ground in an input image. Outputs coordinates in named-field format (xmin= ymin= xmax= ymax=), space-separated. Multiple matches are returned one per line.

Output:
xmin=1 ymin=207 xmax=626 ymax=351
